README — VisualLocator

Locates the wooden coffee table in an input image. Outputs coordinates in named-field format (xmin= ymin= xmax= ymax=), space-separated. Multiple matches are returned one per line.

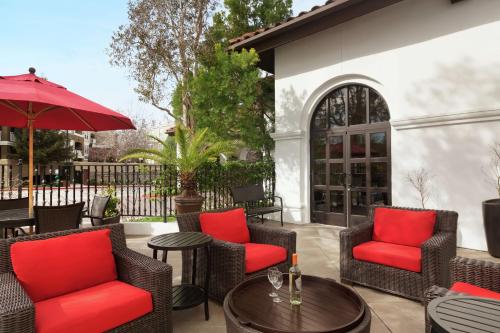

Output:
xmin=223 ymin=274 xmax=371 ymax=333
xmin=428 ymin=295 xmax=500 ymax=333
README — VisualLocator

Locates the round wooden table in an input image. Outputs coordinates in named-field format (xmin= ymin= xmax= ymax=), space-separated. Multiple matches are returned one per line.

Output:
xmin=148 ymin=232 xmax=213 ymax=320
xmin=428 ymin=295 xmax=500 ymax=333
xmin=223 ymin=274 xmax=370 ymax=333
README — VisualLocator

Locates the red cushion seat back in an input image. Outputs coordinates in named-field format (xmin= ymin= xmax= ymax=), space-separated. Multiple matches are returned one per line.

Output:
xmin=11 ymin=229 xmax=117 ymax=302
xmin=373 ymin=207 xmax=437 ymax=247
xmin=200 ymin=208 xmax=250 ymax=243
xmin=450 ymin=282 xmax=500 ymax=301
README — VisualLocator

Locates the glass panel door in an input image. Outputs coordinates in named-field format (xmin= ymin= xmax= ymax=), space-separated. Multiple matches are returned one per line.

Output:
xmin=310 ymin=84 xmax=391 ymax=227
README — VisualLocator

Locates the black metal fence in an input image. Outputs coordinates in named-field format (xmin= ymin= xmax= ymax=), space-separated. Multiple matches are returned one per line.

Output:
xmin=0 ymin=160 xmax=275 ymax=220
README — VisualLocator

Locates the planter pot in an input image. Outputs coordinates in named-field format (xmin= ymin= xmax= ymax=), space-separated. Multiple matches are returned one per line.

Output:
xmin=175 ymin=195 xmax=204 ymax=214
xmin=483 ymin=198 xmax=500 ymax=258
xmin=93 ymin=215 xmax=121 ymax=226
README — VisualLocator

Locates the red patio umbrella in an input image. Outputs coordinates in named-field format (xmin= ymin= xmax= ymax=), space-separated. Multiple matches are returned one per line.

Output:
xmin=0 ymin=68 xmax=136 ymax=215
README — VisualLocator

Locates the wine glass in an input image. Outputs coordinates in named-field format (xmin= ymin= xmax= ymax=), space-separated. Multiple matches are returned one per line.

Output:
xmin=271 ymin=269 xmax=283 ymax=303
xmin=267 ymin=267 xmax=279 ymax=297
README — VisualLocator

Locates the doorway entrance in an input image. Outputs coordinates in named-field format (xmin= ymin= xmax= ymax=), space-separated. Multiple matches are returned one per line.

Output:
xmin=310 ymin=84 xmax=391 ymax=227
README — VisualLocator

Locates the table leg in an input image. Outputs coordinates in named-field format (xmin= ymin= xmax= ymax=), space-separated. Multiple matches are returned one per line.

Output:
xmin=29 ymin=226 xmax=33 ymax=234
xmin=204 ymin=246 xmax=210 ymax=321
xmin=192 ymin=248 xmax=197 ymax=285
xmin=153 ymin=249 xmax=158 ymax=260
xmin=162 ymin=250 xmax=168 ymax=263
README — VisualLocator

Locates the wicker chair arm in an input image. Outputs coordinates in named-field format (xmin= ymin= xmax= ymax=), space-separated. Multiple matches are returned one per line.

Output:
xmin=0 ymin=273 xmax=34 ymax=333
xmin=210 ymin=239 xmax=246 ymax=288
xmin=421 ymin=232 xmax=457 ymax=288
xmin=114 ymin=248 xmax=172 ymax=321
xmin=450 ymin=256 xmax=500 ymax=293
xmin=339 ymin=222 xmax=373 ymax=250
xmin=247 ymin=223 xmax=296 ymax=265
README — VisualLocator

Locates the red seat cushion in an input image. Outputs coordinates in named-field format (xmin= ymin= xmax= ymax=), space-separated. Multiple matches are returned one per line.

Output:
xmin=200 ymin=208 xmax=250 ymax=243
xmin=35 ymin=280 xmax=153 ymax=333
xmin=373 ymin=207 xmax=437 ymax=247
xmin=450 ymin=282 xmax=500 ymax=300
xmin=11 ymin=229 xmax=117 ymax=302
xmin=244 ymin=243 xmax=287 ymax=273
xmin=353 ymin=241 xmax=422 ymax=272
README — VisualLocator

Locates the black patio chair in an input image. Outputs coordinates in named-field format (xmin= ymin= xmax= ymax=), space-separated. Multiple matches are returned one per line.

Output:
xmin=231 ymin=183 xmax=283 ymax=226
xmin=34 ymin=202 xmax=85 ymax=234
xmin=0 ymin=197 xmax=29 ymax=238
xmin=84 ymin=195 xmax=110 ymax=226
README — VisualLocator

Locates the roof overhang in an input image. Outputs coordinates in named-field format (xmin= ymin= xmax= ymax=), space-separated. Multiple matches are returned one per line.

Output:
xmin=229 ymin=0 xmax=404 ymax=73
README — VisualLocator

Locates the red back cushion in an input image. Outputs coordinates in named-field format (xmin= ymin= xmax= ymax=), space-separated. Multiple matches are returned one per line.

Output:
xmin=200 ymin=208 xmax=250 ymax=243
xmin=11 ymin=229 xmax=117 ymax=302
xmin=373 ymin=208 xmax=437 ymax=247
xmin=450 ymin=282 xmax=500 ymax=301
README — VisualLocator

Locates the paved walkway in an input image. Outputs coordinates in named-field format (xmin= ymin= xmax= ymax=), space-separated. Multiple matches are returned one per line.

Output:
xmin=126 ymin=221 xmax=499 ymax=333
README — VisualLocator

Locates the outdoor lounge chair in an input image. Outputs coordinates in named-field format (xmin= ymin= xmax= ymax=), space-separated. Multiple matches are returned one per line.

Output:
xmin=0 ymin=197 xmax=29 ymax=238
xmin=424 ymin=256 xmax=500 ymax=332
xmin=231 ymin=183 xmax=283 ymax=226
xmin=340 ymin=205 xmax=458 ymax=302
xmin=34 ymin=202 xmax=85 ymax=234
xmin=177 ymin=208 xmax=296 ymax=302
xmin=0 ymin=223 xmax=172 ymax=333
xmin=84 ymin=195 xmax=110 ymax=226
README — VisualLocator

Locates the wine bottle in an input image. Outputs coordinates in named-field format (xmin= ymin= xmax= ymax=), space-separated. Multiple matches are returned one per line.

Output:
xmin=289 ymin=253 xmax=302 ymax=305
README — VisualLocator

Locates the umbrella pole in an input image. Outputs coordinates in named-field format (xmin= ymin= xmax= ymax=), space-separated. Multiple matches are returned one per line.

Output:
xmin=28 ymin=110 xmax=34 ymax=225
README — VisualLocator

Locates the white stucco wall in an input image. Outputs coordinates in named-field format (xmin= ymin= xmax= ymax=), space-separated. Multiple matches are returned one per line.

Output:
xmin=272 ymin=0 xmax=500 ymax=250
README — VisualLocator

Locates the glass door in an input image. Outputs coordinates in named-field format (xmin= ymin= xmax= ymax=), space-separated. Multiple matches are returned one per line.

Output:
xmin=310 ymin=84 xmax=391 ymax=227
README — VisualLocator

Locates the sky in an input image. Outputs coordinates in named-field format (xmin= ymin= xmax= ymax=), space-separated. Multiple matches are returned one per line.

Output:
xmin=0 ymin=0 xmax=320 ymax=125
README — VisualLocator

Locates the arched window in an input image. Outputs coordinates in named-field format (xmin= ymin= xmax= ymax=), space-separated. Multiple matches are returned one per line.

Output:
xmin=310 ymin=84 xmax=391 ymax=227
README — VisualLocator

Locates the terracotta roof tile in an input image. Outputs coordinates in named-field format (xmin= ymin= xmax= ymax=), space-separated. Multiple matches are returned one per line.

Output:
xmin=229 ymin=0 xmax=333 ymax=46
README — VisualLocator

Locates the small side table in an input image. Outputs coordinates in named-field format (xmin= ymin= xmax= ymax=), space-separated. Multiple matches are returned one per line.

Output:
xmin=428 ymin=295 xmax=500 ymax=333
xmin=148 ymin=232 xmax=213 ymax=320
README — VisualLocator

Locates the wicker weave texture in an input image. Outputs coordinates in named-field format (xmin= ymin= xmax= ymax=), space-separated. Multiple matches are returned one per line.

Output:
xmin=34 ymin=202 xmax=85 ymax=234
xmin=176 ymin=208 xmax=296 ymax=303
xmin=340 ymin=205 xmax=458 ymax=302
xmin=0 ymin=224 xmax=172 ymax=333
xmin=424 ymin=256 xmax=500 ymax=332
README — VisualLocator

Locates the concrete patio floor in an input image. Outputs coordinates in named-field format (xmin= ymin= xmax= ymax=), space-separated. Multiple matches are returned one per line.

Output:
xmin=126 ymin=221 xmax=500 ymax=333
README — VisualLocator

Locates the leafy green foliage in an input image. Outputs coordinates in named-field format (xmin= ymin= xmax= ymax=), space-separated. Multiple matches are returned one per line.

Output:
xmin=119 ymin=125 xmax=238 ymax=195
xmin=191 ymin=46 xmax=273 ymax=152
xmin=186 ymin=0 xmax=292 ymax=155
xmin=101 ymin=187 xmax=120 ymax=217
xmin=223 ymin=0 xmax=292 ymax=40
xmin=10 ymin=129 xmax=74 ymax=165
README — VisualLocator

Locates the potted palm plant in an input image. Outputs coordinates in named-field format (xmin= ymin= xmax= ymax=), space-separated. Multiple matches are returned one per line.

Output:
xmin=483 ymin=143 xmax=500 ymax=257
xmin=101 ymin=187 xmax=121 ymax=224
xmin=120 ymin=125 xmax=236 ymax=214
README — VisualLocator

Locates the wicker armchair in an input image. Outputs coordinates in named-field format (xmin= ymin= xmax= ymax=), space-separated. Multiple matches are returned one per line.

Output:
xmin=177 ymin=209 xmax=296 ymax=303
xmin=0 ymin=224 xmax=172 ymax=333
xmin=424 ymin=256 xmax=500 ymax=332
xmin=340 ymin=206 xmax=458 ymax=302
xmin=34 ymin=202 xmax=85 ymax=234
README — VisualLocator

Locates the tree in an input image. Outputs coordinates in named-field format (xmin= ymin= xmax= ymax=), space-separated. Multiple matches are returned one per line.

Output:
xmin=90 ymin=117 xmax=160 ymax=162
xmin=108 ymin=0 xmax=216 ymax=127
xmin=190 ymin=45 xmax=274 ymax=153
xmin=406 ymin=168 xmax=433 ymax=209
xmin=490 ymin=143 xmax=500 ymax=198
xmin=10 ymin=129 xmax=73 ymax=165
xmin=120 ymin=125 xmax=236 ymax=197
xmin=187 ymin=0 xmax=292 ymax=155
